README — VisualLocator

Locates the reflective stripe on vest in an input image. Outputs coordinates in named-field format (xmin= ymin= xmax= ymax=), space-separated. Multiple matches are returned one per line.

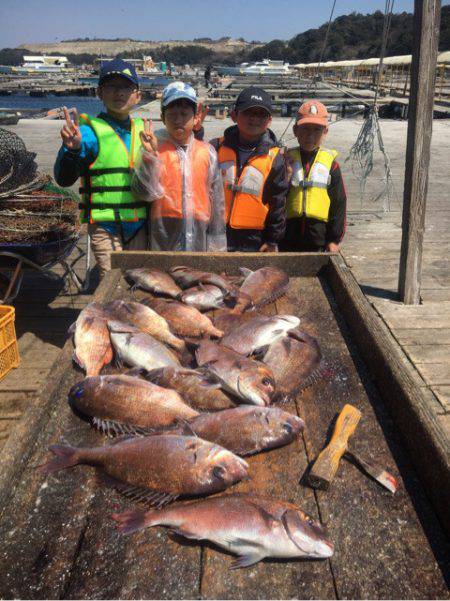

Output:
xmin=79 ymin=114 xmax=147 ymax=223
xmin=286 ymin=147 xmax=337 ymax=222
xmin=218 ymin=142 xmax=280 ymax=230
xmin=150 ymin=138 xmax=212 ymax=223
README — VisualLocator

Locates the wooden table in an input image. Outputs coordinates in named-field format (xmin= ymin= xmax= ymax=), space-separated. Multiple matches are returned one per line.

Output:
xmin=0 ymin=253 xmax=448 ymax=599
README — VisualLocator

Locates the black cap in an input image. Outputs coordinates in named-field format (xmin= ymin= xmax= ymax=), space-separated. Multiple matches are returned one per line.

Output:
xmin=234 ymin=86 xmax=272 ymax=114
xmin=98 ymin=58 xmax=139 ymax=87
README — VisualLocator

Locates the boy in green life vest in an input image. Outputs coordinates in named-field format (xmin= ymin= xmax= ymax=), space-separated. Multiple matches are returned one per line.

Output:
xmin=54 ymin=58 xmax=148 ymax=278
xmin=279 ymin=100 xmax=347 ymax=253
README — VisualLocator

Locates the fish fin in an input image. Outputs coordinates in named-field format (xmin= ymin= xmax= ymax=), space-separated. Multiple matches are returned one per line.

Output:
xmin=298 ymin=359 xmax=330 ymax=393
xmin=38 ymin=444 xmax=78 ymax=475
xmin=142 ymin=367 xmax=165 ymax=383
xmin=174 ymin=418 xmax=198 ymax=437
xmin=67 ymin=321 xmax=77 ymax=336
xmin=112 ymin=509 xmax=153 ymax=535
xmin=72 ymin=351 xmax=85 ymax=370
xmin=92 ymin=416 xmax=150 ymax=437
xmin=123 ymin=367 xmax=146 ymax=379
xmin=238 ymin=267 xmax=253 ymax=277
xmin=252 ymin=346 xmax=269 ymax=361
xmin=109 ymin=478 xmax=176 ymax=508
xmin=230 ymin=553 xmax=263 ymax=570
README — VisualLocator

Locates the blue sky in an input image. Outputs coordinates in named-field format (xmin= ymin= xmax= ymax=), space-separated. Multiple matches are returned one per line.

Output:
xmin=0 ymin=0 xmax=446 ymax=48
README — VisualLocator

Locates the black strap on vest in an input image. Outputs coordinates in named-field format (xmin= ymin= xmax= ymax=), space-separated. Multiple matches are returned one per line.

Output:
xmin=78 ymin=201 xmax=148 ymax=210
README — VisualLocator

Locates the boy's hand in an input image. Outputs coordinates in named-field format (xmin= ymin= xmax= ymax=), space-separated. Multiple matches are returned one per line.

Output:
xmin=140 ymin=118 xmax=158 ymax=156
xmin=259 ymin=242 xmax=278 ymax=252
xmin=285 ymin=152 xmax=294 ymax=182
xmin=60 ymin=107 xmax=81 ymax=150
xmin=193 ymin=103 xmax=209 ymax=132
xmin=326 ymin=242 xmax=340 ymax=253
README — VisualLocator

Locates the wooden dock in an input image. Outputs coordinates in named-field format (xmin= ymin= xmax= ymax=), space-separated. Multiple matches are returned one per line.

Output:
xmin=0 ymin=118 xmax=449 ymax=591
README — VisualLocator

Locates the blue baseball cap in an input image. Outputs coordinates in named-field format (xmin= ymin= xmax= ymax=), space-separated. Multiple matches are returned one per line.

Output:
xmin=161 ymin=81 xmax=197 ymax=109
xmin=98 ymin=58 xmax=139 ymax=87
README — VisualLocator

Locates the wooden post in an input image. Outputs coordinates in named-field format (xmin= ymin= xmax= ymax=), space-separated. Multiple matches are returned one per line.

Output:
xmin=398 ymin=0 xmax=441 ymax=304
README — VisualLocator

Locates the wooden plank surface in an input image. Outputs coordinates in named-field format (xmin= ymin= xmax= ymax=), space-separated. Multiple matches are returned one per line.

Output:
xmin=278 ymin=277 xmax=449 ymax=600
xmin=1 ymin=261 xmax=448 ymax=599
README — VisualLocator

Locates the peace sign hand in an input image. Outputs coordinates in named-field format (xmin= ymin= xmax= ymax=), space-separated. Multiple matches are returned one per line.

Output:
xmin=140 ymin=118 xmax=158 ymax=155
xmin=193 ymin=102 xmax=209 ymax=132
xmin=60 ymin=107 xmax=82 ymax=150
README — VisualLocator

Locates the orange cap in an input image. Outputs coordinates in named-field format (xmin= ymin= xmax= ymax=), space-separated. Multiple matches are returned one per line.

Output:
xmin=295 ymin=100 xmax=329 ymax=127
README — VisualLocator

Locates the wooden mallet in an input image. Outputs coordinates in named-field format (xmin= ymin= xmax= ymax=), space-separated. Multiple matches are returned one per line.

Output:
xmin=308 ymin=404 xmax=361 ymax=490
xmin=307 ymin=403 xmax=397 ymax=493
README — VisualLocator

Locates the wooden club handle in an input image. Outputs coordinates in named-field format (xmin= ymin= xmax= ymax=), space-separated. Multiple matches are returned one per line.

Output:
xmin=308 ymin=404 xmax=362 ymax=490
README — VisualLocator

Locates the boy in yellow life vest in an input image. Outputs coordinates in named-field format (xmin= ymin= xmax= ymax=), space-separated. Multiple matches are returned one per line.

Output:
xmin=54 ymin=58 xmax=147 ymax=278
xmin=132 ymin=82 xmax=226 ymax=252
xmin=279 ymin=100 xmax=347 ymax=253
xmin=209 ymin=87 xmax=288 ymax=252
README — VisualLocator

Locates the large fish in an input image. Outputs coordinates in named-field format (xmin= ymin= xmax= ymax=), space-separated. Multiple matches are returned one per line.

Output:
xmin=124 ymin=268 xmax=182 ymax=298
xmin=221 ymin=314 xmax=300 ymax=356
xmin=263 ymin=330 xmax=323 ymax=402
xmin=196 ymin=340 xmax=275 ymax=406
xmin=68 ymin=374 xmax=199 ymax=435
xmin=105 ymin=299 xmax=185 ymax=351
xmin=166 ymin=406 xmax=305 ymax=456
xmin=233 ymin=267 xmax=289 ymax=313
xmin=71 ymin=302 xmax=113 ymax=376
xmin=169 ymin=266 xmax=235 ymax=292
xmin=142 ymin=298 xmax=223 ymax=339
xmin=179 ymin=285 xmax=228 ymax=311
xmin=108 ymin=321 xmax=181 ymax=371
xmin=113 ymin=494 xmax=334 ymax=568
xmin=41 ymin=436 xmax=249 ymax=506
xmin=148 ymin=366 xmax=237 ymax=411
xmin=212 ymin=309 xmax=265 ymax=336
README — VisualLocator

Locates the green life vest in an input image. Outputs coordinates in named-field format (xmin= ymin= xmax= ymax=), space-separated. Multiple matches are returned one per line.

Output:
xmin=78 ymin=114 xmax=148 ymax=223
xmin=286 ymin=147 xmax=337 ymax=222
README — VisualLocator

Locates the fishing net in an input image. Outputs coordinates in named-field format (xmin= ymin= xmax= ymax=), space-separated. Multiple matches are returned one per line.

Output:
xmin=345 ymin=107 xmax=395 ymax=212
xmin=0 ymin=128 xmax=80 ymax=245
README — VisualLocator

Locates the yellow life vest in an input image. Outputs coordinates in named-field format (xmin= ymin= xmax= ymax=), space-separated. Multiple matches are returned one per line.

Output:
xmin=78 ymin=114 xmax=147 ymax=224
xmin=217 ymin=141 xmax=280 ymax=230
xmin=286 ymin=147 xmax=337 ymax=222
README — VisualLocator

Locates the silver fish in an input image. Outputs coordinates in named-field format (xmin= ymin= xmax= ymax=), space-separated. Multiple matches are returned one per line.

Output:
xmin=179 ymin=285 xmax=228 ymax=311
xmin=221 ymin=314 xmax=300 ymax=356
xmin=113 ymin=494 xmax=334 ymax=568
xmin=108 ymin=321 xmax=181 ymax=371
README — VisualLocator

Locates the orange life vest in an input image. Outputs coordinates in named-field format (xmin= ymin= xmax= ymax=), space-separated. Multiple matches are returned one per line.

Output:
xmin=217 ymin=141 xmax=280 ymax=230
xmin=150 ymin=138 xmax=211 ymax=223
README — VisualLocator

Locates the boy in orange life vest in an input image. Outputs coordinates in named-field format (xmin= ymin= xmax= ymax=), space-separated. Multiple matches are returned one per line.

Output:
xmin=132 ymin=82 xmax=226 ymax=252
xmin=210 ymin=87 xmax=288 ymax=252
xmin=279 ymin=101 xmax=347 ymax=253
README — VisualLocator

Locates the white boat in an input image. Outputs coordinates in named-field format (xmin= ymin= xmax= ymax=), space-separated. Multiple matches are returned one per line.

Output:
xmin=241 ymin=59 xmax=291 ymax=75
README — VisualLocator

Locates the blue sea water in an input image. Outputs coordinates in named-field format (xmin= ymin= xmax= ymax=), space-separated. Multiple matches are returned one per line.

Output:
xmin=0 ymin=94 xmax=105 ymax=115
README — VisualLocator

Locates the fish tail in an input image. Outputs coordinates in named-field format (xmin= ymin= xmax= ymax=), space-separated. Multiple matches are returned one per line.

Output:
xmin=38 ymin=444 xmax=79 ymax=475
xmin=112 ymin=508 xmax=158 ymax=535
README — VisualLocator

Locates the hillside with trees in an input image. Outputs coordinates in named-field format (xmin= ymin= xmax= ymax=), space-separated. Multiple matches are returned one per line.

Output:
xmin=245 ymin=6 xmax=450 ymax=63
xmin=1 ymin=7 xmax=448 ymax=67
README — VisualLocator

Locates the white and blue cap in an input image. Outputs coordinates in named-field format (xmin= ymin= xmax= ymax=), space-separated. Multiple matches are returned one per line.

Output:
xmin=161 ymin=81 xmax=197 ymax=110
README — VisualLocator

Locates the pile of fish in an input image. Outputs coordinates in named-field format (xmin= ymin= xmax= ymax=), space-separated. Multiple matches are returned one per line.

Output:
xmin=41 ymin=264 xmax=333 ymax=568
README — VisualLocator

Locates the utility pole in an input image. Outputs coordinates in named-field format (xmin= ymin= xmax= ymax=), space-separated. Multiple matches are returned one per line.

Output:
xmin=398 ymin=0 xmax=441 ymax=304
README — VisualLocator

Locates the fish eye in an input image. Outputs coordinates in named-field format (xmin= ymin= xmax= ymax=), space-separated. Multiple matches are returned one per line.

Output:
xmin=262 ymin=377 xmax=273 ymax=387
xmin=72 ymin=385 xmax=84 ymax=398
xmin=283 ymin=422 xmax=293 ymax=434
xmin=212 ymin=465 xmax=226 ymax=480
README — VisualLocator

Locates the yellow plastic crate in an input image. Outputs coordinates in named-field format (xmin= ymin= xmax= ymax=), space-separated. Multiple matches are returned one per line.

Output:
xmin=0 ymin=305 xmax=20 ymax=381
